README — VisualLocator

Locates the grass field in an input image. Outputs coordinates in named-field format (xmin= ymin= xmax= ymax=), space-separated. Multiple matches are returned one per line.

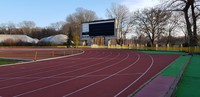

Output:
xmin=0 ymin=59 xmax=21 ymax=65
xmin=175 ymin=55 xmax=200 ymax=97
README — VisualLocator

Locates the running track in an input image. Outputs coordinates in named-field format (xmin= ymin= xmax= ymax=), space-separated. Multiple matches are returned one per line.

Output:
xmin=0 ymin=49 xmax=179 ymax=97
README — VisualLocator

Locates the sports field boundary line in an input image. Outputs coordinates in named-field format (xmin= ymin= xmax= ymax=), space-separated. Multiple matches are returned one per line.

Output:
xmin=0 ymin=50 xmax=96 ymax=77
xmin=0 ymin=50 xmax=113 ymax=90
xmin=115 ymin=54 xmax=154 ymax=97
xmin=0 ymin=73 xmax=143 ymax=80
xmin=128 ymin=54 xmax=184 ymax=97
xmin=0 ymin=50 xmax=84 ymax=67
xmin=62 ymin=52 xmax=141 ymax=97
xmin=12 ymin=52 xmax=130 ymax=97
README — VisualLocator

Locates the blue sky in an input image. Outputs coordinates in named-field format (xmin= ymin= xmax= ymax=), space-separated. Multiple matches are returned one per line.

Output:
xmin=0 ymin=0 xmax=159 ymax=27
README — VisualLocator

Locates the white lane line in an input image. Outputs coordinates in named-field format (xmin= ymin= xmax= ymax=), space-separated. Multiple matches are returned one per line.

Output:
xmin=0 ymin=50 xmax=115 ymax=90
xmin=0 ymin=49 xmax=84 ymax=67
xmin=0 ymin=50 xmax=102 ymax=82
xmin=13 ymin=52 xmax=125 ymax=97
xmin=0 ymin=49 xmax=94 ymax=76
xmin=1 ymin=61 xmax=74 ymax=75
xmin=0 ymin=73 xmax=143 ymax=80
xmin=114 ymin=54 xmax=154 ymax=97
xmin=0 ymin=51 xmax=114 ymax=90
xmin=62 ymin=52 xmax=140 ymax=97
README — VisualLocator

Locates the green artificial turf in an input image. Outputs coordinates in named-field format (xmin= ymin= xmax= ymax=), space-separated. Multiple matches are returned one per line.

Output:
xmin=0 ymin=59 xmax=20 ymax=65
xmin=175 ymin=55 xmax=200 ymax=97
xmin=138 ymin=50 xmax=188 ymax=55
xmin=160 ymin=55 xmax=191 ymax=77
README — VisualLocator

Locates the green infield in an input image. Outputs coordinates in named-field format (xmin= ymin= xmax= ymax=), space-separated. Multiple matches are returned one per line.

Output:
xmin=175 ymin=55 xmax=200 ymax=97
xmin=137 ymin=50 xmax=188 ymax=55
xmin=0 ymin=59 xmax=21 ymax=65
xmin=160 ymin=55 xmax=191 ymax=77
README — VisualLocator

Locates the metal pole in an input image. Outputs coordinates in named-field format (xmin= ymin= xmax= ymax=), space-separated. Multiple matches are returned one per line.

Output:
xmin=52 ymin=50 xmax=54 ymax=57
xmin=34 ymin=51 xmax=38 ymax=61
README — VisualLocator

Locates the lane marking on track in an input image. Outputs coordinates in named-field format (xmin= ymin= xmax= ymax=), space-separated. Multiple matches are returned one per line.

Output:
xmin=114 ymin=54 xmax=154 ymax=97
xmin=13 ymin=52 xmax=126 ymax=97
xmin=61 ymin=52 xmax=141 ymax=97
xmin=0 ymin=50 xmax=101 ymax=82
xmin=0 ymin=50 xmax=94 ymax=77
xmin=0 ymin=73 xmax=143 ymax=80
xmin=0 ymin=51 xmax=116 ymax=90
xmin=0 ymin=49 xmax=84 ymax=67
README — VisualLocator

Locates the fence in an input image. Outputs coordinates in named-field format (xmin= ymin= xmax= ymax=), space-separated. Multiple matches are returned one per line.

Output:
xmin=78 ymin=45 xmax=200 ymax=53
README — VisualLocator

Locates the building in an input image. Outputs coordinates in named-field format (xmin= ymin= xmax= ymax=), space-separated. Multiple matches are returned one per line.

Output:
xmin=80 ymin=19 xmax=118 ymax=46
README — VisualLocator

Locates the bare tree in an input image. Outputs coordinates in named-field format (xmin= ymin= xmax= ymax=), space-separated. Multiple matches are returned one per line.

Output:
xmin=163 ymin=0 xmax=200 ymax=46
xmin=18 ymin=21 xmax=36 ymax=29
xmin=61 ymin=23 xmax=70 ymax=35
xmin=133 ymin=7 xmax=171 ymax=46
xmin=165 ymin=12 xmax=180 ymax=45
xmin=106 ymin=3 xmax=130 ymax=40
xmin=49 ymin=21 xmax=66 ymax=31
xmin=0 ymin=22 xmax=16 ymax=34
xmin=7 ymin=22 xmax=16 ymax=34
xmin=67 ymin=8 xmax=97 ymax=24
xmin=132 ymin=27 xmax=147 ymax=45
xmin=18 ymin=21 xmax=36 ymax=34
xmin=177 ymin=15 xmax=190 ymax=45
xmin=0 ymin=23 xmax=7 ymax=34
xmin=65 ymin=7 xmax=98 ymax=46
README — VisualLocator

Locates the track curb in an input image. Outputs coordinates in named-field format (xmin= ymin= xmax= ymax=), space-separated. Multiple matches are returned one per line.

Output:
xmin=129 ymin=54 xmax=191 ymax=97
xmin=164 ymin=55 xmax=192 ymax=97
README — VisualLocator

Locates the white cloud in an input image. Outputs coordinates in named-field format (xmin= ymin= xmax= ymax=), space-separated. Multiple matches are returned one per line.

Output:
xmin=121 ymin=0 xmax=160 ymax=11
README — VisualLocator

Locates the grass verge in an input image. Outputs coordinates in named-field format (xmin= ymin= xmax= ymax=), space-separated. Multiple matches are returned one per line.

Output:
xmin=0 ymin=59 xmax=21 ymax=65
xmin=175 ymin=55 xmax=200 ymax=97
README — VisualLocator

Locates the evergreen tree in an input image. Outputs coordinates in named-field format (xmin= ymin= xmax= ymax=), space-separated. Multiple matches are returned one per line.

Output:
xmin=66 ymin=27 xmax=73 ymax=48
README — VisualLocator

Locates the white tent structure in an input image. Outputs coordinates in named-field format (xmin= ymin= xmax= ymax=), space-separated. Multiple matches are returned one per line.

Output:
xmin=39 ymin=34 xmax=68 ymax=45
xmin=0 ymin=35 xmax=38 ymax=44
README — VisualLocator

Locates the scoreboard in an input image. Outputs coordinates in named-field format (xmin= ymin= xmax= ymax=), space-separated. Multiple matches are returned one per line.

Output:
xmin=81 ymin=19 xmax=116 ymax=37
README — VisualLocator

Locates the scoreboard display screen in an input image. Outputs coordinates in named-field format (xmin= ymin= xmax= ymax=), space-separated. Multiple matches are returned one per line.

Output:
xmin=89 ymin=22 xmax=114 ymax=36
xmin=81 ymin=19 xmax=115 ymax=37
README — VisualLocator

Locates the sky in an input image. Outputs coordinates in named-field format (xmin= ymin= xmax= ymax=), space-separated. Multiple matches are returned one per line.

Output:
xmin=0 ymin=0 xmax=159 ymax=27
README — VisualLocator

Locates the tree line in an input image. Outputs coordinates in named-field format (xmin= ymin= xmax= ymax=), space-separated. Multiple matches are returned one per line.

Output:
xmin=0 ymin=0 xmax=200 ymax=47
xmin=0 ymin=21 xmax=65 ymax=39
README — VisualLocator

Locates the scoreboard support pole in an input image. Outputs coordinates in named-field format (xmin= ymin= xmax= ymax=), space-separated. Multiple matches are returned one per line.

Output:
xmin=103 ymin=36 xmax=106 ymax=46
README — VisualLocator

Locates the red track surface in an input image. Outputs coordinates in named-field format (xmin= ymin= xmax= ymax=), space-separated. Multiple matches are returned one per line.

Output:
xmin=0 ymin=49 xmax=179 ymax=97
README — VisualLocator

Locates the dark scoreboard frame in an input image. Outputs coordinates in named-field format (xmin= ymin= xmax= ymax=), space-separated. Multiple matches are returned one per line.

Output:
xmin=81 ymin=19 xmax=116 ymax=37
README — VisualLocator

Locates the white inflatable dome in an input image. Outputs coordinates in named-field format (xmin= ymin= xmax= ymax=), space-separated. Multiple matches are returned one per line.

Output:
xmin=0 ymin=35 xmax=38 ymax=44
xmin=39 ymin=34 xmax=68 ymax=45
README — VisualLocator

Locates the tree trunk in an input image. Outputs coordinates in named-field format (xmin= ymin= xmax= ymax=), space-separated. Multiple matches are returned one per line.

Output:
xmin=183 ymin=3 xmax=193 ymax=46
xmin=150 ymin=38 xmax=155 ymax=47
xmin=191 ymin=2 xmax=198 ymax=46
xmin=167 ymin=30 xmax=172 ymax=46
